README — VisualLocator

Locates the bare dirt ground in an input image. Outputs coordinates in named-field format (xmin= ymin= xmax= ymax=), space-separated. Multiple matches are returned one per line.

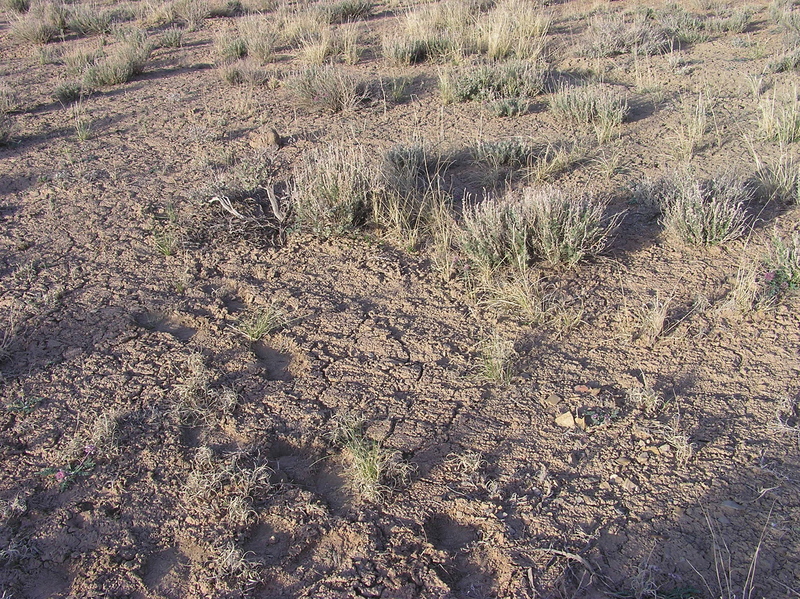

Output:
xmin=1 ymin=0 xmax=799 ymax=596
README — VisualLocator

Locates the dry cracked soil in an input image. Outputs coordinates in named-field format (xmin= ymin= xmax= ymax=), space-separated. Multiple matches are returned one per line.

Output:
xmin=1 ymin=0 xmax=799 ymax=597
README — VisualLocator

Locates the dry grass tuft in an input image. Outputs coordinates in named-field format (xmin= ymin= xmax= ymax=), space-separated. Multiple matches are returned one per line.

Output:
xmin=288 ymin=66 xmax=366 ymax=112
xmin=327 ymin=412 xmax=413 ymax=503
xmin=174 ymin=353 xmax=239 ymax=423
xmin=290 ymin=142 xmax=374 ymax=237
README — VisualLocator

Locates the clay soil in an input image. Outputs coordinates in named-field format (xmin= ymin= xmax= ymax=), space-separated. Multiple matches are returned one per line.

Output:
xmin=1 ymin=0 xmax=799 ymax=597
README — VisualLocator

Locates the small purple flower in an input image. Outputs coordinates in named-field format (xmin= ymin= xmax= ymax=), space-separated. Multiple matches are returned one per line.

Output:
xmin=55 ymin=470 xmax=66 ymax=482
xmin=764 ymin=271 xmax=776 ymax=283
xmin=84 ymin=444 xmax=96 ymax=455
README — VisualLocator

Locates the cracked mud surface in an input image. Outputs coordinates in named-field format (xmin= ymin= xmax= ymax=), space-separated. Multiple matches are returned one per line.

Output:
xmin=1 ymin=0 xmax=800 ymax=597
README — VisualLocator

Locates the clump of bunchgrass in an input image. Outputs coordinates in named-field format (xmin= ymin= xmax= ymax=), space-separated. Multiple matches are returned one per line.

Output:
xmin=672 ymin=91 xmax=710 ymax=161
xmin=67 ymin=4 xmax=113 ymax=35
xmin=477 ymin=0 xmax=550 ymax=60
xmin=62 ymin=43 xmax=104 ymax=75
xmin=459 ymin=185 xmax=615 ymax=271
xmin=219 ymin=60 xmax=276 ymax=86
xmin=627 ymin=374 xmax=664 ymax=416
xmin=11 ymin=13 xmax=59 ymax=44
xmin=232 ymin=303 xmax=287 ymax=341
xmin=159 ymin=26 xmax=184 ymax=48
xmin=753 ymin=151 xmax=800 ymax=203
xmin=215 ymin=28 xmax=248 ymax=62
xmin=327 ymin=412 xmax=412 ymax=503
xmin=767 ymin=46 xmax=800 ymax=73
xmin=523 ymin=186 xmax=617 ymax=267
xmin=439 ymin=59 xmax=547 ymax=105
xmin=288 ymin=66 xmax=366 ymax=112
xmin=4 ymin=0 xmax=30 ymax=13
xmin=631 ymin=290 xmax=674 ymax=344
xmin=583 ymin=11 xmax=669 ymax=58
xmin=53 ymin=80 xmax=86 ymax=104
xmin=473 ymin=138 xmax=537 ymax=186
xmin=478 ymin=330 xmax=514 ymax=384
xmin=83 ymin=39 xmax=153 ymax=86
xmin=290 ymin=142 xmax=374 ymax=236
xmin=758 ymin=89 xmax=800 ymax=143
xmin=380 ymin=1 xmax=475 ymax=65
xmin=0 ymin=85 xmax=18 ymax=114
xmin=657 ymin=4 xmax=708 ymax=43
xmin=549 ymin=82 xmax=628 ymax=141
xmin=174 ymin=0 xmax=210 ymax=29
xmin=338 ymin=22 xmax=361 ymax=64
xmin=71 ymin=99 xmax=92 ymax=141
xmin=208 ymin=0 xmax=243 ymax=18
xmin=317 ymin=0 xmax=372 ymax=24
xmin=174 ymin=353 xmax=239 ymax=424
xmin=761 ymin=231 xmax=800 ymax=301
xmin=297 ymin=29 xmax=334 ymax=64
xmin=646 ymin=170 xmax=751 ymax=245
xmin=0 ymin=113 xmax=13 ymax=146
xmin=237 ymin=14 xmax=278 ymax=62
xmin=480 ymin=272 xmax=583 ymax=334
xmin=375 ymin=143 xmax=450 ymax=241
